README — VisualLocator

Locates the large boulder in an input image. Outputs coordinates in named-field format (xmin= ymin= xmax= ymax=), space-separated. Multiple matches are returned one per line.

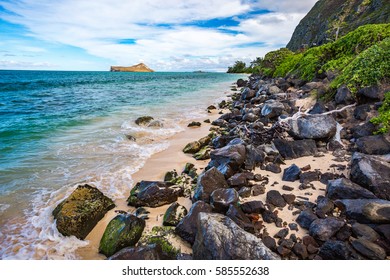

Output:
xmin=309 ymin=217 xmax=345 ymax=241
xmin=244 ymin=144 xmax=265 ymax=170
xmin=175 ymin=201 xmax=212 ymax=244
xmin=350 ymin=153 xmax=390 ymax=200
xmin=127 ymin=181 xmax=183 ymax=207
xmin=351 ymin=223 xmax=380 ymax=242
xmin=273 ymin=139 xmax=318 ymax=159
xmin=318 ymin=240 xmax=351 ymax=260
xmin=208 ymin=142 xmax=246 ymax=178
xmin=296 ymin=209 xmax=318 ymax=229
xmin=163 ymin=202 xmax=188 ymax=226
xmin=193 ymin=167 xmax=228 ymax=203
xmin=356 ymin=135 xmax=390 ymax=155
xmin=52 ymin=184 xmax=115 ymax=240
xmin=99 ymin=214 xmax=145 ymax=257
xmin=326 ymin=178 xmax=377 ymax=200
xmin=351 ymin=238 xmax=387 ymax=260
xmin=210 ymin=188 xmax=239 ymax=213
xmin=336 ymin=199 xmax=390 ymax=224
xmin=261 ymin=100 xmax=285 ymax=118
xmin=192 ymin=213 xmax=280 ymax=260
xmin=108 ymin=244 xmax=164 ymax=260
xmin=288 ymin=114 xmax=337 ymax=140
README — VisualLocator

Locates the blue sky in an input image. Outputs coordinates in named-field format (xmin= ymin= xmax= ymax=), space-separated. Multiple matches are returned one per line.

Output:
xmin=0 ymin=0 xmax=317 ymax=71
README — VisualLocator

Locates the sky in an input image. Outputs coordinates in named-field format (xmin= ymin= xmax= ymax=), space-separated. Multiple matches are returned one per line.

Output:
xmin=0 ymin=0 xmax=318 ymax=71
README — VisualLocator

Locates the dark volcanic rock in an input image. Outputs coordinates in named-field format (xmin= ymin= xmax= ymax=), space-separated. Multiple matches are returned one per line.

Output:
xmin=353 ymin=104 xmax=369 ymax=121
xmin=53 ymin=184 xmax=115 ymax=240
xmin=163 ymin=202 xmax=188 ymax=226
xmin=273 ymin=139 xmax=318 ymax=159
xmin=265 ymin=163 xmax=281 ymax=173
xmin=282 ymin=164 xmax=301 ymax=182
xmin=299 ymin=171 xmax=320 ymax=184
xmin=99 ymin=214 xmax=145 ymax=257
xmin=351 ymin=239 xmax=386 ymax=260
xmin=293 ymin=243 xmax=308 ymax=259
xmin=210 ymin=188 xmax=239 ymax=213
xmin=135 ymin=116 xmax=154 ymax=126
xmin=238 ymin=187 xmax=252 ymax=198
xmin=208 ymin=142 xmax=246 ymax=178
xmin=245 ymin=144 xmax=265 ymax=170
xmin=357 ymin=86 xmax=382 ymax=103
xmin=266 ymin=190 xmax=287 ymax=208
xmin=237 ymin=79 xmax=247 ymax=87
xmin=351 ymin=122 xmax=376 ymax=139
xmin=335 ymin=86 xmax=355 ymax=105
xmin=375 ymin=224 xmax=390 ymax=242
xmin=226 ymin=205 xmax=255 ymax=233
xmin=288 ymin=114 xmax=337 ymax=140
xmin=261 ymin=100 xmax=285 ymax=118
xmin=296 ymin=209 xmax=318 ymax=229
xmin=175 ymin=201 xmax=212 ymax=245
xmin=336 ymin=199 xmax=390 ymax=224
xmin=318 ymin=240 xmax=351 ymax=260
xmin=127 ymin=181 xmax=183 ymax=208
xmin=326 ymin=178 xmax=377 ymax=200
xmin=352 ymin=223 xmax=380 ymax=241
xmin=193 ymin=167 xmax=228 ymax=203
xmin=108 ymin=244 xmax=164 ymax=260
xmin=356 ymin=135 xmax=390 ymax=155
xmin=309 ymin=217 xmax=345 ymax=241
xmin=192 ymin=213 xmax=280 ymax=260
xmin=274 ymin=228 xmax=289 ymax=239
xmin=262 ymin=236 xmax=277 ymax=251
xmin=282 ymin=194 xmax=296 ymax=205
xmin=252 ymin=182 xmax=267 ymax=194
xmin=188 ymin=121 xmax=201 ymax=127
xmin=227 ymin=173 xmax=248 ymax=187
xmin=241 ymin=200 xmax=265 ymax=214
xmin=315 ymin=197 xmax=334 ymax=218
xmin=350 ymin=152 xmax=390 ymax=200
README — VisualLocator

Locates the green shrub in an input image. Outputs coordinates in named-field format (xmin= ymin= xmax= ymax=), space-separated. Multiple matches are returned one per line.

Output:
xmin=371 ymin=91 xmax=390 ymax=134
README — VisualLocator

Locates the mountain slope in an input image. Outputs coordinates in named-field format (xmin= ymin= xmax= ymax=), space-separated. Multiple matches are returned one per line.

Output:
xmin=286 ymin=0 xmax=390 ymax=51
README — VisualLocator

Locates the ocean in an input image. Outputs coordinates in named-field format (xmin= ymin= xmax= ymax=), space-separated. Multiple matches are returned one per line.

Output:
xmin=0 ymin=70 xmax=244 ymax=259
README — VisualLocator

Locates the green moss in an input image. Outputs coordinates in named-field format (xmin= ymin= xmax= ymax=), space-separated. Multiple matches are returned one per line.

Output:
xmin=371 ymin=91 xmax=390 ymax=134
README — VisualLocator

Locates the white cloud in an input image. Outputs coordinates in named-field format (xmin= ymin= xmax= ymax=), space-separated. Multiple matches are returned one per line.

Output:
xmin=0 ymin=0 xmax=317 ymax=71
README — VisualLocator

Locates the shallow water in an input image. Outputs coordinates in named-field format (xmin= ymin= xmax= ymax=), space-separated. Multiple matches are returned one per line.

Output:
xmin=0 ymin=70 xmax=244 ymax=259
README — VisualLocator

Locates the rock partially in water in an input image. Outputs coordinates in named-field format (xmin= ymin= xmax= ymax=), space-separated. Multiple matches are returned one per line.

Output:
xmin=192 ymin=213 xmax=280 ymax=260
xmin=99 ymin=213 xmax=145 ymax=257
xmin=135 ymin=116 xmax=154 ymax=126
xmin=52 ymin=184 xmax=115 ymax=240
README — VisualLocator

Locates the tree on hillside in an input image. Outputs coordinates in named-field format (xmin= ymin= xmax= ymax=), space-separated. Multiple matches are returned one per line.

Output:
xmin=227 ymin=61 xmax=247 ymax=73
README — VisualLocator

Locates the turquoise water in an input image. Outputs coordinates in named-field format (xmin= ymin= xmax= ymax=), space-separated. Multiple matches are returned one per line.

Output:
xmin=0 ymin=70 xmax=243 ymax=259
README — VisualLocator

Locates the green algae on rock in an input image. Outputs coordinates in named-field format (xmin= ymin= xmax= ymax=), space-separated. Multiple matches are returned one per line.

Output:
xmin=99 ymin=213 xmax=145 ymax=257
xmin=52 ymin=184 xmax=115 ymax=240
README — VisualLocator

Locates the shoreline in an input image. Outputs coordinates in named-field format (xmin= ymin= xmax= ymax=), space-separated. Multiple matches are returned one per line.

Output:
xmin=77 ymin=100 xmax=229 ymax=259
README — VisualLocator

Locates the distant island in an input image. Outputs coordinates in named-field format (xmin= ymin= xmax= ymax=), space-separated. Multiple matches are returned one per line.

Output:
xmin=110 ymin=63 xmax=154 ymax=72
